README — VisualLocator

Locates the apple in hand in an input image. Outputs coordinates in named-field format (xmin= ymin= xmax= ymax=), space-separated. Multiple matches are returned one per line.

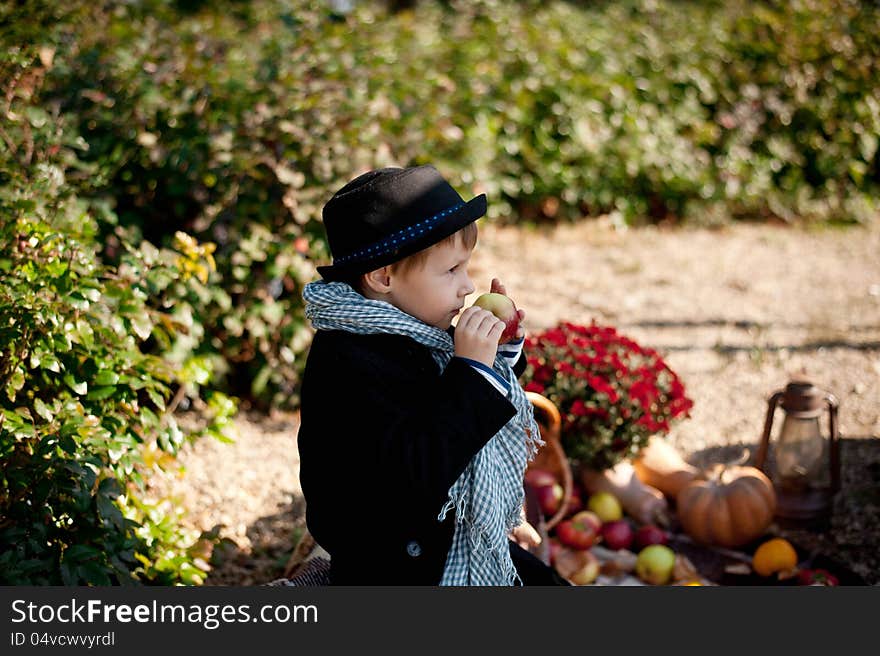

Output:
xmin=600 ymin=519 xmax=635 ymax=551
xmin=555 ymin=510 xmax=602 ymax=550
xmin=471 ymin=292 xmax=520 ymax=343
xmin=635 ymin=544 xmax=676 ymax=585
xmin=633 ymin=524 xmax=668 ymax=551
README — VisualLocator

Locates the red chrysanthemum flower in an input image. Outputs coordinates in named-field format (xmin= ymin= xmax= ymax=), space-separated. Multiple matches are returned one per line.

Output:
xmin=523 ymin=321 xmax=693 ymax=470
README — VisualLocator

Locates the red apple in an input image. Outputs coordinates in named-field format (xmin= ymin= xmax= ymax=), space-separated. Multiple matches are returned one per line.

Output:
xmin=797 ymin=568 xmax=839 ymax=586
xmin=564 ymin=486 xmax=584 ymax=517
xmin=534 ymin=482 xmax=564 ymax=517
xmin=555 ymin=510 xmax=602 ymax=550
xmin=524 ymin=467 xmax=558 ymax=489
xmin=471 ymin=292 xmax=520 ymax=343
xmin=634 ymin=524 xmax=668 ymax=551
xmin=524 ymin=468 xmax=563 ymax=517
xmin=553 ymin=546 xmax=601 ymax=585
xmin=600 ymin=519 xmax=635 ymax=551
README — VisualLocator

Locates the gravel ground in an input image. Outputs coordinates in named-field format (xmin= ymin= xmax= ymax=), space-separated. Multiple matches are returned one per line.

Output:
xmin=145 ymin=219 xmax=880 ymax=586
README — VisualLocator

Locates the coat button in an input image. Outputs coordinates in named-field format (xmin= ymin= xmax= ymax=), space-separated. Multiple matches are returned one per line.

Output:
xmin=406 ymin=540 xmax=422 ymax=558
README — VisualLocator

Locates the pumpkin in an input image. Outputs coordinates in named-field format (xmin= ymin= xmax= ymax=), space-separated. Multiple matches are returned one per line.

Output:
xmin=676 ymin=463 xmax=777 ymax=548
xmin=632 ymin=436 xmax=701 ymax=499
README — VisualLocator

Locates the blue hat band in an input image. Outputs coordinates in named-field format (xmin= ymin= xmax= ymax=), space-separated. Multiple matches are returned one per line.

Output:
xmin=333 ymin=202 xmax=464 ymax=265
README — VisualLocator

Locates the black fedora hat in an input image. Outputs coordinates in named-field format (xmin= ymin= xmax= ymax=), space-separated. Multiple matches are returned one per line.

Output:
xmin=316 ymin=165 xmax=487 ymax=282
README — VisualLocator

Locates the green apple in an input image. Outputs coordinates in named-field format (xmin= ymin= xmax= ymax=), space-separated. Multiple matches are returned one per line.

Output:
xmin=587 ymin=491 xmax=623 ymax=523
xmin=635 ymin=544 xmax=676 ymax=585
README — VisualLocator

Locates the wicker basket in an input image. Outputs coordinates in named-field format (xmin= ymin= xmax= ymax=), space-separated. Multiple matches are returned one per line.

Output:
xmin=525 ymin=391 xmax=573 ymax=531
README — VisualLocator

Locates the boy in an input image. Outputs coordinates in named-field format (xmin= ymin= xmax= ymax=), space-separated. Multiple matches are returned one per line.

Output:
xmin=298 ymin=165 xmax=566 ymax=585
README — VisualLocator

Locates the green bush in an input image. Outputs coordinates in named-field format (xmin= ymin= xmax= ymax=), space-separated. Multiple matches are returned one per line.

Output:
xmin=45 ymin=1 xmax=330 ymax=408
xmin=0 ymin=45 xmax=234 ymax=585
xmin=715 ymin=0 xmax=880 ymax=223
xmin=19 ymin=0 xmax=880 ymax=411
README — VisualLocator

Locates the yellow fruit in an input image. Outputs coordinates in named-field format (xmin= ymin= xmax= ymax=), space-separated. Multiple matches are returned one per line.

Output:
xmin=752 ymin=537 xmax=798 ymax=577
xmin=586 ymin=491 xmax=623 ymax=522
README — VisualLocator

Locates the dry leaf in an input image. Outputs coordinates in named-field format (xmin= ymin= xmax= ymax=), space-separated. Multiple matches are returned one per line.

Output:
xmin=592 ymin=545 xmax=637 ymax=573
xmin=553 ymin=547 xmax=595 ymax=581
xmin=673 ymin=554 xmax=700 ymax=582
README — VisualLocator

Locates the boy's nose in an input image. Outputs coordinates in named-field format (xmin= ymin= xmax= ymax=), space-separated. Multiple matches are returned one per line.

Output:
xmin=461 ymin=276 xmax=475 ymax=296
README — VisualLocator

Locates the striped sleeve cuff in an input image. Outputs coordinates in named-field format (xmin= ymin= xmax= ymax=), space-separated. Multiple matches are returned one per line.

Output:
xmin=497 ymin=336 xmax=524 ymax=363
xmin=455 ymin=357 xmax=511 ymax=397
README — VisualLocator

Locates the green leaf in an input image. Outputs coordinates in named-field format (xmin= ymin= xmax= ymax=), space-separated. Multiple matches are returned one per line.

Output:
xmin=58 ymin=434 xmax=77 ymax=454
xmin=252 ymin=365 xmax=271 ymax=396
xmin=63 ymin=544 xmax=102 ymax=563
xmin=145 ymin=386 xmax=166 ymax=410
xmin=76 ymin=318 xmax=94 ymax=348
xmin=59 ymin=562 xmax=78 ymax=586
xmin=119 ymin=374 xmax=147 ymax=390
xmin=63 ymin=373 xmax=87 ymax=395
xmin=860 ymin=132 xmax=878 ymax=162
xmin=94 ymin=370 xmax=120 ymax=386
xmin=78 ymin=561 xmax=111 ymax=586
xmin=25 ymin=106 xmax=49 ymax=128
xmin=34 ymin=398 xmax=54 ymax=422
xmin=130 ymin=313 xmax=153 ymax=340
xmin=66 ymin=292 xmax=91 ymax=311
xmin=86 ymin=386 xmax=116 ymax=401
xmin=98 ymin=478 xmax=122 ymax=498
xmin=39 ymin=351 xmax=61 ymax=373
xmin=98 ymin=494 xmax=125 ymax=530
xmin=81 ymin=287 xmax=101 ymax=302
xmin=45 ymin=259 xmax=68 ymax=277
xmin=6 ymin=368 xmax=25 ymax=402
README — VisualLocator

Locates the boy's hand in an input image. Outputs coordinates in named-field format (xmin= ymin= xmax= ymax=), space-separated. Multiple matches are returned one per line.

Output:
xmin=490 ymin=277 xmax=526 ymax=342
xmin=454 ymin=306 xmax=506 ymax=367
xmin=510 ymin=520 xmax=542 ymax=550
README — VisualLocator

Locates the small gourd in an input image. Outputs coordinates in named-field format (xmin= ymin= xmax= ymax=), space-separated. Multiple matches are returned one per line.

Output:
xmin=632 ymin=436 xmax=701 ymax=499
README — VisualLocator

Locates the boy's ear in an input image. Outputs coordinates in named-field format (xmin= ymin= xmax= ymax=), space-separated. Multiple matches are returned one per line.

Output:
xmin=362 ymin=266 xmax=393 ymax=294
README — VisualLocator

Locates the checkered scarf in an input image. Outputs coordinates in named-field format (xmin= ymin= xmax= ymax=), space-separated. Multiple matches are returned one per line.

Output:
xmin=303 ymin=280 xmax=543 ymax=586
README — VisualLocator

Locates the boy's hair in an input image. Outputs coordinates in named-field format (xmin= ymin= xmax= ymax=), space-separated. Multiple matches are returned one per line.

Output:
xmin=342 ymin=222 xmax=478 ymax=293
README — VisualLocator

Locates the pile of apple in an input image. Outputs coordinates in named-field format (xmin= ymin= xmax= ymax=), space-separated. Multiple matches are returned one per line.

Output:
xmin=526 ymin=468 xmax=684 ymax=586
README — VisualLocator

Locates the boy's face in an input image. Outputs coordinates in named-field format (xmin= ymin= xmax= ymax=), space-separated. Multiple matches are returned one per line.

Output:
xmin=386 ymin=237 xmax=476 ymax=330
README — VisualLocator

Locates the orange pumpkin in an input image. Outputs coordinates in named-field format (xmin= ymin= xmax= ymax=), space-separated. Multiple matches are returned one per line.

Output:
xmin=676 ymin=463 xmax=776 ymax=548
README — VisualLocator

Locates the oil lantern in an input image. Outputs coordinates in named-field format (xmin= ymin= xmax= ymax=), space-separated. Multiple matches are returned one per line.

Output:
xmin=754 ymin=379 xmax=840 ymax=529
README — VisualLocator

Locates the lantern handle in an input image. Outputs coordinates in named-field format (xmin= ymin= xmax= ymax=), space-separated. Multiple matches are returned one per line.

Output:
xmin=754 ymin=390 xmax=784 ymax=472
xmin=826 ymin=392 xmax=840 ymax=494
